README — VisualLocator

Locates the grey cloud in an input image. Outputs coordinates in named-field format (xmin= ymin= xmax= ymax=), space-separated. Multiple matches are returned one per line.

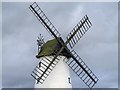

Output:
xmin=2 ymin=2 xmax=118 ymax=88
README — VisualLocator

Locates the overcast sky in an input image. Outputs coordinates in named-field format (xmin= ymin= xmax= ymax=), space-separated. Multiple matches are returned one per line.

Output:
xmin=2 ymin=2 xmax=118 ymax=88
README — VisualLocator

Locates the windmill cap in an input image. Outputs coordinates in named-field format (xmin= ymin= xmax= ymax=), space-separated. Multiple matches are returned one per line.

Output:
xmin=36 ymin=37 xmax=71 ymax=59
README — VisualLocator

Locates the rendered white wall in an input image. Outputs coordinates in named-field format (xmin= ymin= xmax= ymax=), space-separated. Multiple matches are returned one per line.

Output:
xmin=34 ymin=56 xmax=72 ymax=88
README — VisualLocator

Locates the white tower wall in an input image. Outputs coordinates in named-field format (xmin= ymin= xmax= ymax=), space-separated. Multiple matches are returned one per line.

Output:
xmin=34 ymin=56 xmax=72 ymax=88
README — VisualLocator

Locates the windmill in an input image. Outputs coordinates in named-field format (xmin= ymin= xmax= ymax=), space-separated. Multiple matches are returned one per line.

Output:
xmin=29 ymin=2 xmax=99 ymax=89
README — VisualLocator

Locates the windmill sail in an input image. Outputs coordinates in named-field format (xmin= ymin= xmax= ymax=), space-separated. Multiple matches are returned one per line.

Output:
xmin=29 ymin=2 xmax=61 ymax=39
xmin=64 ymin=50 xmax=98 ymax=88
xmin=31 ymin=56 xmax=61 ymax=84
xmin=30 ymin=2 xmax=99 ymax=88
xmin=66 ymin=15 xmax=92 ymax=49
xmin=31 ymin=45 xmax=66 ymax=84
